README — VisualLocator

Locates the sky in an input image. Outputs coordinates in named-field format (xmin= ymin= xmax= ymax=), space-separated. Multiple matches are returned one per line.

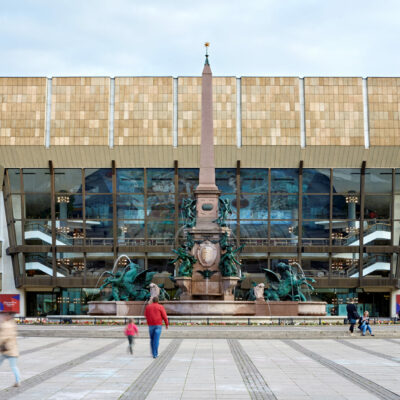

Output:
xmin=0 ymin=0 xmax=400 ymax=77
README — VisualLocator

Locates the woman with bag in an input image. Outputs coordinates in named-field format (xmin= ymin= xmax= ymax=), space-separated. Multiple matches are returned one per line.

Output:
xmin=346 ymin=299 xmax=359 ymax=336
xmin=0 ymin=312 xmax=21 ymax=387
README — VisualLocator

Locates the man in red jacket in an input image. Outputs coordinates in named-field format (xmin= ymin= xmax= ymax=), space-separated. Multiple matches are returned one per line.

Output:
xmin=144 ymin=296 xmax=169 ymax=358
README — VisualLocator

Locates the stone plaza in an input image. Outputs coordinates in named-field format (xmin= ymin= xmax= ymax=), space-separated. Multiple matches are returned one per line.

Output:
xmin=0 ymin=325 xmax=400 ymax=399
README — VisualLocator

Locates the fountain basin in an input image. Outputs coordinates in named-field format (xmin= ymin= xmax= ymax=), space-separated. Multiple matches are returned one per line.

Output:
xmin=88 ymin=300 xmax=326 ymax=316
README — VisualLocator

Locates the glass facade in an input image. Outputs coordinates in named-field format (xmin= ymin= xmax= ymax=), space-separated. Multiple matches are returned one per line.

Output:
xmin=3 ymin=167 xmax=399 ymax=316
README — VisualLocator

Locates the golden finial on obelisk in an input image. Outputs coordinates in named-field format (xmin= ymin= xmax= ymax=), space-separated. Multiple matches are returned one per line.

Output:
xmin=204 ymin=42 xmax=210 ymax=65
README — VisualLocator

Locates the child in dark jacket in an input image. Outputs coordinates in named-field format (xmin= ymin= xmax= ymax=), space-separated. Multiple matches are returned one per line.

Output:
xmin=124 ymin=319 xmax=139 ymax=354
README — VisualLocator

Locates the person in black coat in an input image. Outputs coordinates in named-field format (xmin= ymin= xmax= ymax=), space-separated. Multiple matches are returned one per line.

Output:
xmin=346 ymin=299 xmax=359 ymax=335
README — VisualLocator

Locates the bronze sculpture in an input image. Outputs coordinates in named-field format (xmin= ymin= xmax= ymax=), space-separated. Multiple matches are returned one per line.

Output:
xmin=182 ymin=198 xmax=197 ymax=228
xmin=263 ymin=262 xmax=315 ymax=302
xmin=170 ymin=246 xmax=197 ymax=277
xmin=219 ymin=244 xmax=244 ymax=277
xmin=214 ymin=198 xmax=232 ymax=227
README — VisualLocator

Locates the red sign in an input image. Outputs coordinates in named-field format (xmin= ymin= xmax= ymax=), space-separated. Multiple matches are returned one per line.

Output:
xmin=0 ymin=294 xmax=20 ymax=313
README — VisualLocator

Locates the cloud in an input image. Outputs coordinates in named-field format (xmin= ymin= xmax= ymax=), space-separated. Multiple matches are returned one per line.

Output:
xmin=0 ymin=0 xmax=400 ymax=76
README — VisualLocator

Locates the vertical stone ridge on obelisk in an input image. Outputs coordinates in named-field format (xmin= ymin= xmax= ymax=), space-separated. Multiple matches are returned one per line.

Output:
xmin=197 ymin=43 xmax=218 ymax=191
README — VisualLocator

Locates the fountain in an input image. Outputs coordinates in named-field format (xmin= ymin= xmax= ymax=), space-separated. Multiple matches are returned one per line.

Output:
xmin=88 ymin=44 xmax=326 ymax=317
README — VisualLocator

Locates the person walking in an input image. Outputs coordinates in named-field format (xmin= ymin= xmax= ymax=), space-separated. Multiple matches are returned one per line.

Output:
xmin=346 ymin=299 xmax=359 ymax=336
xmin=124 ymin=318 xmax=139 ymax=355
xmin=360 ymin=311 xmax=374 ymax=336
xmin=0 ymin=312 xmax=21 ymax=387
xmin=144 ymin=297 xmax=168 ymax=358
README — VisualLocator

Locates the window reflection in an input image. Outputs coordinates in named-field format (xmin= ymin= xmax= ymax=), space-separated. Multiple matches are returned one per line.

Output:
xmin=85 ymin=169 xmax=113 ymax=193
xmin=147 ymin=169 xmax=174 ymax=193
xmin=23 ymin=169 xmax=50 ymax=193
xmin=271 ymin=169 xmax=298 ymax=193
xmin=240 ymin=169 xmax=268 ymax=193
xmin=117 ymin=169 xmax=144 ymax=193
xmin=178 ymin=169 xmax=199 ymax=195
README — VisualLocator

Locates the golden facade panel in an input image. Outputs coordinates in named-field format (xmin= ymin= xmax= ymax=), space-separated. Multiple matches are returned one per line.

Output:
xmin=304 ymin=77 xmax=364 ymax=146
xmin=51 ymin=77 xmax=110 ymax=145
xmin=178 ymin=77 xmax=236 ymax=145
xmin=241 ymin=77 xmax=300 ymax=146
xmin=368 ymin=78 xmax=400 ymax=146
xmin=0 ymin=77 xmax=46 ymax=145
xmin=114 ymin=77 xmax=173 ymax=146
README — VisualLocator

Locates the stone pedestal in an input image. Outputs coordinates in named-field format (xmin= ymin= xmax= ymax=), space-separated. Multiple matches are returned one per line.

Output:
xmin=175 ymin=277 xmax=193 ymax=300
xmin=221 ymin=276 xmax=240 ymax=301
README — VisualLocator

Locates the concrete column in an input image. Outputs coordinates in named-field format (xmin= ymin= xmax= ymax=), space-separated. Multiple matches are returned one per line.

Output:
xmin=108 ymin=78 xmax=115 ymax=149
xmin=362 ymin=78 xmax=370 ymax=149
xmin=0 ymin=192 xmax=25 ymax=316
xmin=299 ymin=78 xmax=306 ymax=148
xmin=45 ymin=78 xmax=52 ymax=148
xmin=173 ymin=78 xmax=178 ymax=148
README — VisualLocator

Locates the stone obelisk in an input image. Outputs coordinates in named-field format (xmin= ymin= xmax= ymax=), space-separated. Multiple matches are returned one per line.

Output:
xmin=194 ymin=43 xmax=220 ymax=231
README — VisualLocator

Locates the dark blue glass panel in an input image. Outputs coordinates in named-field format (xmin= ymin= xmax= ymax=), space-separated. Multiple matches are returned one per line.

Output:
xmin=364 ymin=195 xmax=391 ymax=219
xmin=118 ymin=221 xmax=145 ymax=240
xmin=117 ymin=169 xmax=144 ymax=193
xmin=302 ymin=221 xmax=329 ymax=240
xmin=302 ymin=195 xmax=330 ymax=219
xmin=55 ymin=194 xmax=83 ymax=219
xmin=147 ymin=194 xmax=175 ymax=219
xmin=271 ymin=169 xmax=298 ymax=193
xmin=7 ymin=169 xmax=21 ymax=193
xmin=239 ymin=194 xmax=268 ymax=219
xmin=147 ymin=169 xmax=174 ymax=193
xmin=85 ymin=169 xmax=113 ymax=193
xmin=333 ymin=195 xmax=360 ymax=219
xmin=270 ymin=195 xmax=298 ymax=219
xmin=178 ymin=169 xmax=199 ymax=195
xmin=85 ymin=195 xmax=113 ymax=219
xmin=25 ymin=194 xmax=51 ymax=219
xmin=85 ymin=221 xmax=113 ymax=243
xmin=55 ymin=169 xmax=82 ymax=193
xmin=23 ymin=169 xmax=50 ymax=192
xmin=302 ymin=169 xmax=330 ymax=193
xmin=270 ymin=220 xmax=297 ymax=239
xmin=240 ymin=169 xmax=268 ymax=193
xmin=396 ymin=169 xmax=400 ymax=194
xmin=117 ymin=195 xmax=145 ymax=219
xmin=239 ymin=221 xmax=268 ymax=238
xmin=216 ymin=169 xmax=236 ymax=193
xmin=332 ymin=169 xmax=360 ymax=194
xmin=147 ymin=221 xmax=175 ymax=238
xmin=365 ymin=169 xmax=392 ymax=193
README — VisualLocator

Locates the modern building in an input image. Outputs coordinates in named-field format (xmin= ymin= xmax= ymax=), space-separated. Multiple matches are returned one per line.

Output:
xmin=0 ymin=73 xmax=399 ymax=317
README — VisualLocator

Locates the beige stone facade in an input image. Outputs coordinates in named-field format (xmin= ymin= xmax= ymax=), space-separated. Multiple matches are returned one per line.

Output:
xmin=368 ymin=77 xmax=400 ymax=146
xmin=304 ymin=77 xmax=364 ymax=146
xmin=0 ymin=77 xmax=46 ymax=145
xmin=241 ymin=77 xmax=300 ymax=146
xmin=1 ymin=75 xmax=400 ymax=149
xmin=51 ymin=77 xmax=109 ymax=146
xmin=114 ymin=77 xmax=173 ymax=146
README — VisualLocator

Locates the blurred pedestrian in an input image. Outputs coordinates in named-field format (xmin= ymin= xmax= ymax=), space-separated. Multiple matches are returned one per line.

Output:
xmin=144 ymin=297 xmax=169 ymax=358
xmin=124 ymin=318 xmax=139 ymax=355
xmin=0 ymin=312 xmax=21 ymax=387
xmin=346 ymin=299 xmax=359 ymax=336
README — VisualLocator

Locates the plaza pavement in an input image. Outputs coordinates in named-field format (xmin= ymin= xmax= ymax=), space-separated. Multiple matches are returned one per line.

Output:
xmin=0 ymin=326 xmax=400 ymax=399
